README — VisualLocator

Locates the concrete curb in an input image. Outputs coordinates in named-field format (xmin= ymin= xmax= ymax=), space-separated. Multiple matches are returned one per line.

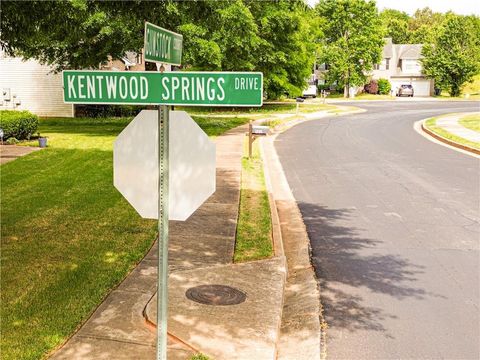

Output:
xmin=421 ymin=119 xmax=480 ymax=156
xmin=258 ymin=106 xmax=363 ymax=359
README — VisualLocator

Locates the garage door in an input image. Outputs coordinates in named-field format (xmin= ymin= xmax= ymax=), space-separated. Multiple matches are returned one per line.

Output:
xmin=390 ymin=79 xmax=432 ymax=97
xmin=411 ymin=80 xmax=431 ymax=96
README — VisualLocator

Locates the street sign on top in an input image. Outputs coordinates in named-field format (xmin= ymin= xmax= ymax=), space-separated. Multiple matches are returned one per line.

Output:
xmin=144 ymin=22 xmax=183 ymax=66
xmin=62 ymin=70 xmax=263 ymax=106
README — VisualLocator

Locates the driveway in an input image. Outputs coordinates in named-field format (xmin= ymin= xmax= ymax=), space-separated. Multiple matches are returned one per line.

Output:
xmin=275 ymin=101 xmax=479 ymax=359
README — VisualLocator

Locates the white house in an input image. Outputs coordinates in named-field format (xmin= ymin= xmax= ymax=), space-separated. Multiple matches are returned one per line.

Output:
xmin=371 ymin=38 xmax=434 ymax=96
xmin=0 ymin=49 xmax=160 ymax=118
xmin=0 ymin=48 xmax=74 ymax=117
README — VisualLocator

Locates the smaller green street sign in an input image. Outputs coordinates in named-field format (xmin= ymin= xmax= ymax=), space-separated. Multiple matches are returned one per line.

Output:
xmin=63 ymin=71 xmax=263 ymax=106
xmin=144 ymin=22 xmax=183 ymax=66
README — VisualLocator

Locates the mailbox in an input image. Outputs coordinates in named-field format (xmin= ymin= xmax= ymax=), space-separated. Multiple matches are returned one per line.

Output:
xmin=252 ymin=125 xmax=269 ymax=136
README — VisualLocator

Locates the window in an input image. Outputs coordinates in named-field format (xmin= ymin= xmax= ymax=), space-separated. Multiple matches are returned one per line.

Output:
xmin=374 ymin=63 xmax=379 ymax=70
xmin=403 ymin=59 xmax=421 ymax=72
xmin=385 ymin=58 xmax=390 ymax=70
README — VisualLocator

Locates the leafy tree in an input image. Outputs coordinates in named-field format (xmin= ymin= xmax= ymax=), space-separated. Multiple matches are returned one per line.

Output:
xmin=380 ymin=9 xmax=410 ymax=44
xmin=247 ymin=0 xmax=316 ymax=98
xmin=316 ymin=0 xmax=384 ymax=97
xmin=408 ymin=7 xmax=445 ymax=43
xmin=0 ymin=0 xmax=179 ymax=71
xmin=1 ymin=0 xmax=314 ymax=99
xmin=421 ymin=14 xmax=480 ymax=97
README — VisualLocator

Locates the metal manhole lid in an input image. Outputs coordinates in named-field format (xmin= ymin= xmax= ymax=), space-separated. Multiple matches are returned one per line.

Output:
xmin=185 ymin=284 xmax=247 ymax=306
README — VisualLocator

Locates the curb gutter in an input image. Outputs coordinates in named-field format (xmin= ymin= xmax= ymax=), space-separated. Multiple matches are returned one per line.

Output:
xmin=421 ymin=120 xmax=480 ymax=156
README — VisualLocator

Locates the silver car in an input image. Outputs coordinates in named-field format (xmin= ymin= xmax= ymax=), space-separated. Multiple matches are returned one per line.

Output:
xmin=396 ymin=84 xmax=414 ymax=97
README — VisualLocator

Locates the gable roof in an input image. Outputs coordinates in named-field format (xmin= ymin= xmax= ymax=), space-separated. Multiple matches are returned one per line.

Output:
xmin=397 ymin=44 xmax=423 ymax=59
xmin=381 ymin=38 xmax=423 ymax=60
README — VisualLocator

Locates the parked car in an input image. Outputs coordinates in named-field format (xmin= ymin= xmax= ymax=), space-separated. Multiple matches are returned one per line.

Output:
xmin=302 ymin=84 xmax=317 ymax=98
xmin=396 ymin=84 xmax=414 ymax=97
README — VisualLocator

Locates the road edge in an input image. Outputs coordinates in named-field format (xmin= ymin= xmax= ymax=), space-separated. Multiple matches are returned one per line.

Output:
xmin=415 ymin=119 xmax=480 ymax=158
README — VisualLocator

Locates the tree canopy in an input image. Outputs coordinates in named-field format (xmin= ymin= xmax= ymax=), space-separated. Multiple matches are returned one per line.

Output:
xmin=0 ymin=0 xmax=314 ymax=99
xmin=421 ymin=14 xmax=480 ymax=96
xmin=315 ymin=0 xmax=384 ymax=97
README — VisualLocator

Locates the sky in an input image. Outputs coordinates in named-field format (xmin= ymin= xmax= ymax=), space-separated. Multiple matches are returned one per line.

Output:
xmin=307 ymin=0 xmax=480 ymax=16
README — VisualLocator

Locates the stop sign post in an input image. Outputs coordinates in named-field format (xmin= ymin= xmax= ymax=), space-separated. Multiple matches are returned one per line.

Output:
xmin=63 ymin=22 xmax=263 ymax=360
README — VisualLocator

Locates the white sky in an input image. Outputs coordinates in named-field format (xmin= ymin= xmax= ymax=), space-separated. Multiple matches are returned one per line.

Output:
xmin=307 ymin=0 xmax=480 ymax=16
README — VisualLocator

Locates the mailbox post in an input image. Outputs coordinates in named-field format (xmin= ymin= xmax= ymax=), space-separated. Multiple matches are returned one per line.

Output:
xmin=248 ymin=121 xmax=269 ymax=158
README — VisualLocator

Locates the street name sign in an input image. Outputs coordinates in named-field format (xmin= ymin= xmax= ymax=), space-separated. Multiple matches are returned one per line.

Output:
xmin=144 ymin=22 xmax=183 ymax=66
xmin=113 ymin=110 xmax=216 ymax=221
xmin=62 ymin=70 xmax=263 ymax=106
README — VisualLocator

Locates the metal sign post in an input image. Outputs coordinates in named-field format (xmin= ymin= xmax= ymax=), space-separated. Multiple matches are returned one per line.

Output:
xmin=157 ymin=105 xmax=169 ymax=360
xmin=64 ymin=22 xmax=262 ymax=360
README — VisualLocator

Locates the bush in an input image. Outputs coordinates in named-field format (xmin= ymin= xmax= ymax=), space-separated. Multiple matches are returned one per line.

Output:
xmin=74 ymin=104 xmax=147 ymax=118
xmin=0 ymin=110 xmax=39 ymax=140
xmin=364 ymin=80 xmax=378 ymax=94
xmin=5 ymin=137 xmax=19 ymax=145
xmin=378 ymin=78 xmax=392 ymax=95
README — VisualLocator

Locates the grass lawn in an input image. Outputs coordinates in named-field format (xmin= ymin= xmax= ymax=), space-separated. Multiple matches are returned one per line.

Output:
xmin=425 ymin=115 xmax=480 ymax=150
xmin=0 ymin=115 xmax=250 ymax=360
xmin=178 ymin=102 xmax=335 ymax=115
xmin=459 ymin=113 xmax=480 ymax=133
xmin=327 ymin=93 xmax=394 ymax=100
xmin=234 ymin=139 xmax=273 ymax=262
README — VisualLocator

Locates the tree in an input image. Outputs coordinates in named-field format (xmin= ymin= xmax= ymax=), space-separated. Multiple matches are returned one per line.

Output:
xmin=247 ymin=0 xmax=316 ymax=98
xmin=408 ymin=7 xmax=445 ymax=43
xmin=380 ymin=9 xmax=410 ymax=44
xmin=316 ymin=0 xmax=384 ymax=97
xmin=421 ymin=14 xmax=480 ymax=97
xmin=1 ymin=0 xmax=315 ymax=99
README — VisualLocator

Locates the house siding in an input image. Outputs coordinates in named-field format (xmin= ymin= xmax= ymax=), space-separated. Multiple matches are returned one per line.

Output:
xmin=0 ymin=55 xmax=73 ymax=117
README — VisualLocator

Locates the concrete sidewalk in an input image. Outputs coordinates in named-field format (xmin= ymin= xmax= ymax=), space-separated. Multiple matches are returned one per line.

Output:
xmin=50 ymin=124 xmax=286 ymax=360
xmin=435 ymin=112 xmax=480 ymax=143
xmin=0 ymin=144 xmax=41 ymax=164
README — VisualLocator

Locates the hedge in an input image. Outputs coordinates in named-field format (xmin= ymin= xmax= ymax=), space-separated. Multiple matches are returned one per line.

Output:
xmin=0 ymin=110 xmax=39 ymax=140
xmin=378 ymin=78 xmax=392 ymax=95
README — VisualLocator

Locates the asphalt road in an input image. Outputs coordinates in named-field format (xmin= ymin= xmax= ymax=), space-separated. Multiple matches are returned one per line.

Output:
xmin=275 ymin=101 xmax=480 ymax=360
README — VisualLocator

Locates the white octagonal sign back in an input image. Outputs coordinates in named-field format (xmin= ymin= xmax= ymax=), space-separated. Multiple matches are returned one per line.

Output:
xmin=114 ymin=110 xmax=216 ymax=221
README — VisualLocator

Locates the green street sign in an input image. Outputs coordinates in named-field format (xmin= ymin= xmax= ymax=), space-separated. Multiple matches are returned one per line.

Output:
xmin=144 ymin=22 xmax=183 ymax=66
xmin=62 ymin=71 xmax=263 ymax=106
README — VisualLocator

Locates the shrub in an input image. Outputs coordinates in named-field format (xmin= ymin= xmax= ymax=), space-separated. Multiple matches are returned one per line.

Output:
xmin=5 ymin=137 xmax=19 ymax=145
xmin=364 ymin=80 xmax=378 ymax=94
xmin=0 ymin=110 xmax=39 ymax=140
xmin=74 ymin=104 xmax=147 ymax=118
xmin=378 ymin=78 xmax=392 ymax=95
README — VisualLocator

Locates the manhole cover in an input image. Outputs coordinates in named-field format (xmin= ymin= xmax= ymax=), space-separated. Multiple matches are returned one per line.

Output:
xmin=185 ymin=284 xmax=247 ymax=306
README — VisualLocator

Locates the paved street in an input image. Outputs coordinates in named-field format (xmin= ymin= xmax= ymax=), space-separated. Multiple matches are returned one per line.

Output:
xmin=275 ymin=101 xmax=480 ymax=359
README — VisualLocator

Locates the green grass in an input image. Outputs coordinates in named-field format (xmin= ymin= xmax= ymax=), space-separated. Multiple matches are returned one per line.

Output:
xmin=326 ymin=93 xmax=394 ymax=100
xmin=425 ymin=115 xmax=480 ymax=150
xmin=459 ymin=113 xmax=480 ymax=133
xmin=234 ymin=139 xmax=273 ymax=262
xmin=192 ymin=116 xmax=250 ymax=137
xmin=0 ymin=115 xmax=249 ymax=360
xmin=190 ymin=354 xmax=211 ymax=360
xmin=178 ymin=103 xmax=334 ymax=115
xmin=461 ymin=74 xmax=480 ymax=95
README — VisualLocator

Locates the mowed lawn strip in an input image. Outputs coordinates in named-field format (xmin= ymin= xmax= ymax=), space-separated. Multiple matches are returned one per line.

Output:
xmin=425 ymin=115 xmax=480 ymax=150
xmin=0 ymin=115 xmax=250 ymax=360
xmin=459 ymin=113 xmax=480 ymax=133
xmin=179 ymin=102 xmax=335 ymax=115
xmin=234 ymin=139 xmax=273 ymax=262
